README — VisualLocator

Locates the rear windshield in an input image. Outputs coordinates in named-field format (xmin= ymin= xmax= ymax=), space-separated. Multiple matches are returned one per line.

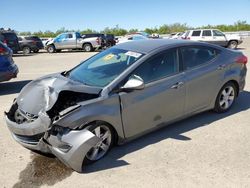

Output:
xmin=2 ymin=33 xmax=18 ymax=40
xmin=106 ymin=34 xmax=114 ymax=39
xmin=25 ymin=36 xmax=41 ymax=41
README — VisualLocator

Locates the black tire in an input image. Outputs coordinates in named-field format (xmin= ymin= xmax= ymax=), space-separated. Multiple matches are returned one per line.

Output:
xmin=23 ymin=46 xmax=31 ymax=55
xmin=227 ymin=40 xmax=238 ymax=49
xmin=47 ymin=45 xmax=55 ymax=53
xmin=214 ymin=82 xmax=237 ymax=113
xmin=83 ymin=43 xmax=93 ymax=52
xmin=83 ymin=121 xmax=115 ymax=165
xmin=33 ymin=49 xmax=39 ymax=53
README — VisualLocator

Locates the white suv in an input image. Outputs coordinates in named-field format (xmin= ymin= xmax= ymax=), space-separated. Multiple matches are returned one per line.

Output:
xmin=182 ymin=29 xmax=243 ymax=49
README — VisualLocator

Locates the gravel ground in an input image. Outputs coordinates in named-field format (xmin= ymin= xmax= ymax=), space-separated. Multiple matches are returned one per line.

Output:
xmin=0 ymin=40 xmax=250 ymax=188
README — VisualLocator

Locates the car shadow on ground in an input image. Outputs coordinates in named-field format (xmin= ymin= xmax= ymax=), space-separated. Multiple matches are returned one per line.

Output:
xmin=12 ymin=91 xmax=250 ymax=187
xmin=13 ymin=53 xmax=40 ymax=57
xmin=0 ymin=80 xmax=31 ymax=96
xmin=55 ymin=50 xmax=101 ymax=53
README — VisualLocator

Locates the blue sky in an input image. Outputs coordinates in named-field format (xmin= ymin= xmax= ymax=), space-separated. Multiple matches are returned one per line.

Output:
xmin=1 ymin=0 xmax=250 ymax=32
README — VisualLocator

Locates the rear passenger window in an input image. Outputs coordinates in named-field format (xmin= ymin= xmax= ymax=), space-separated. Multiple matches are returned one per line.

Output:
xmin=132 ymin=48 xmax=178 ymax=84
xmin=192 ymin=31 xmax=201 ymax=36
xmin=202 ymin=30 xmax=212 ymax=36
xmin=181 ymin=46 xmax=220 ymax=69
xmin=68 ymin=34 xmax=73 ymax=38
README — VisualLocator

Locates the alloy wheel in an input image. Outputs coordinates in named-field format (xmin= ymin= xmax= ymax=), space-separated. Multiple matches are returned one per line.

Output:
xmin=86 ymin=125 xmax=112 ymax=161
xmin=219 ymin=86 xmax=235 ymax=110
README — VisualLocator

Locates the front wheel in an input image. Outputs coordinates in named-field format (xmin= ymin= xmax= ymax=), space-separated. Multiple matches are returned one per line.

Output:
xmin=47 ymin=45 xmax=55 ymax=53
xmin=214 ymin=82 xmax=237 ymax=113
xmin=227 ymin=40 xmax=238 ymax=49
xmin=84 ymin=122 xmax=114 ymax=164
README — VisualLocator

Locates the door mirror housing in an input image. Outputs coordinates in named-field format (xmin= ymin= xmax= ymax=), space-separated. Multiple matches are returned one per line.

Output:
xmin=121 ymin=75 xmax=145 ymax=91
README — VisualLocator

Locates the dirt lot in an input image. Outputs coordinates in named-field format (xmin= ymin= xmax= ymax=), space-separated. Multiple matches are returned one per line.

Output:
xmin=0 ymin=40 xmax=250 ymax=188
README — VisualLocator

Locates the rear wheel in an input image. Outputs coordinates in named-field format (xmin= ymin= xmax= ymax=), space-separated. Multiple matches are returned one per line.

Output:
xmin=83 ymin=43 xmax=93 ymax=52
xmin=227 ymin=40 xmax=238 ymax=49
xmin=23 ymin=46 xmax=31 ymax=55
xmin=84 ymin=122 xmax=114 ymax=164
xmin=214 ymin=82 xmax=237 ymax=113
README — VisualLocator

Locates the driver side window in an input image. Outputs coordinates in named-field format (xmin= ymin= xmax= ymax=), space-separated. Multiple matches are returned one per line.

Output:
xmin=58 ymin=34 xmax=67 ymax=40
xmin=213 ymin=30 xmax=224 ymax=36
xmin=132 ymin=48 xmax=179 ymax=84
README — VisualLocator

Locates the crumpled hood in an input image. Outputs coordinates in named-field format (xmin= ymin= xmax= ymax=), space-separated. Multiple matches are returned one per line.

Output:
xmin=17 ymin=73 xmax=101 ymax=115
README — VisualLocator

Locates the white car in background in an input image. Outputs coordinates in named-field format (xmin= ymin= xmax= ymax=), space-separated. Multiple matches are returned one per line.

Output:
xmin=41 ymin=38 xmax=53 ymax=47
xmin=182 ymin=29 xmax=243 ymax=49
xmin=117 ymin=34 xmax=149 ymax=44
xmin=169 ymin=32 xmax=184 ymax=39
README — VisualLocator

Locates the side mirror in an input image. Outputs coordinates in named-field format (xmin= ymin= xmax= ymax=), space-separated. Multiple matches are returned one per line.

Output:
xmin=121 ymin=75 xmax=145 ymax=91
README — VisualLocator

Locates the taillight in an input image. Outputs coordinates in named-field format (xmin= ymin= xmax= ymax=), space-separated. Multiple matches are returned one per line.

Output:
xmin=0 ymin=47 xmax=8 ymax=55
xmin=236 ymin=55 xmax=248 ymax=65
xmin=96 ymin=37 xmax=101 ymax=45
xmin=3 ymin=39 xmax=7 ymax=45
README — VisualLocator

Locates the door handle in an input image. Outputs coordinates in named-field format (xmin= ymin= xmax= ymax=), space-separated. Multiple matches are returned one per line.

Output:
xmin=171 ymin=82 xmax=184 ymax=89
xmin=217 ymin=64 xmax=226 ymax=70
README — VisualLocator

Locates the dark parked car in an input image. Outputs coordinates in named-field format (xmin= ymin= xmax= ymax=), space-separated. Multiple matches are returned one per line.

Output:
xmin=0 ymin=41 xmax=18 ymax=82
xmin=104 ymin=34 xmax=116 ymax=47
xmin=82 ymin=33 xmax=116 ymax=48
xmin=5 ymin=39 xmax=247 ymax=172
xmin=0 ymin=28 xmax=20 ymax=53
xmin=18 ymin=36 xmax=44 ymax=54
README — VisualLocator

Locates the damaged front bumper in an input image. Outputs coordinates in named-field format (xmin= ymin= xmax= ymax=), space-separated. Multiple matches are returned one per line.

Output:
xmin=5 ymin=110 xmax=101 ymax=172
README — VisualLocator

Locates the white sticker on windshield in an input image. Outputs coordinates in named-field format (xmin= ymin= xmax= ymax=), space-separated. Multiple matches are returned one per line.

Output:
xmin=125 ymin=51 xmax=142 ymax=58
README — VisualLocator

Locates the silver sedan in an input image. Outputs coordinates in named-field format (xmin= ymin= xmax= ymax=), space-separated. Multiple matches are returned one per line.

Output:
xmin=5 ymin=39 xmax=248 ymax=172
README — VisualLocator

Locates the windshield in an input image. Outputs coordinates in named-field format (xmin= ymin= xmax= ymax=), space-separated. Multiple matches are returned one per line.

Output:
xmin=68 ymin=48 xmax=144 ymax=87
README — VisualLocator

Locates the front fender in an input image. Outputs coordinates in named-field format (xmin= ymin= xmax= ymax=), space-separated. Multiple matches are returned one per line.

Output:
xmin=55 ymin=94 xmax=125 ymax=140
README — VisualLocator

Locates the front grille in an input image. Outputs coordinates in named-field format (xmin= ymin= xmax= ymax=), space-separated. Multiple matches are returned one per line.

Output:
xmin=14 ymin=133 xmax=45 ymax=145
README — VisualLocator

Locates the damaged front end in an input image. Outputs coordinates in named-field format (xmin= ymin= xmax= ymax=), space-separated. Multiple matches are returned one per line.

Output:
xmin=5 ymin=73 xmax=103 ymax=172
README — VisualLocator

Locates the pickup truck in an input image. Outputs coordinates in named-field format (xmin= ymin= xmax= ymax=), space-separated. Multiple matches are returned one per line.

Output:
xmin=45 ymin=32 xmax=102 ymax=53
xmin=182 ymin=29 xmax=243 ymax=49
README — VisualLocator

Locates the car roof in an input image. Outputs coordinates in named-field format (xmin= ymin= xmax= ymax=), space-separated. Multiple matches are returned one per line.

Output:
xmin=114 ymin=39 xmax=204 ymax=53
xmin=187 ymin=29 xmax=220 ymax=31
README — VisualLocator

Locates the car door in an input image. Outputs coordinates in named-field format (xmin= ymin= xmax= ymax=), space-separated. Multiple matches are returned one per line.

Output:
xmin=212 ymin=30 xmax=228 ymax=46
xmin=54 ymin=33 xmax=67 ymax=49
xmin=201 ymin=30 xmax=214 ymax=44
xmin=190 ymin=30 xmax=202 ymax=41
xmin=180 ymin=45 xmax=222 ymax=114
xmin=119 ymin=48 xmax=186 ymax=138
xmin=63 ymin=33 xmax=76 ymax=48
